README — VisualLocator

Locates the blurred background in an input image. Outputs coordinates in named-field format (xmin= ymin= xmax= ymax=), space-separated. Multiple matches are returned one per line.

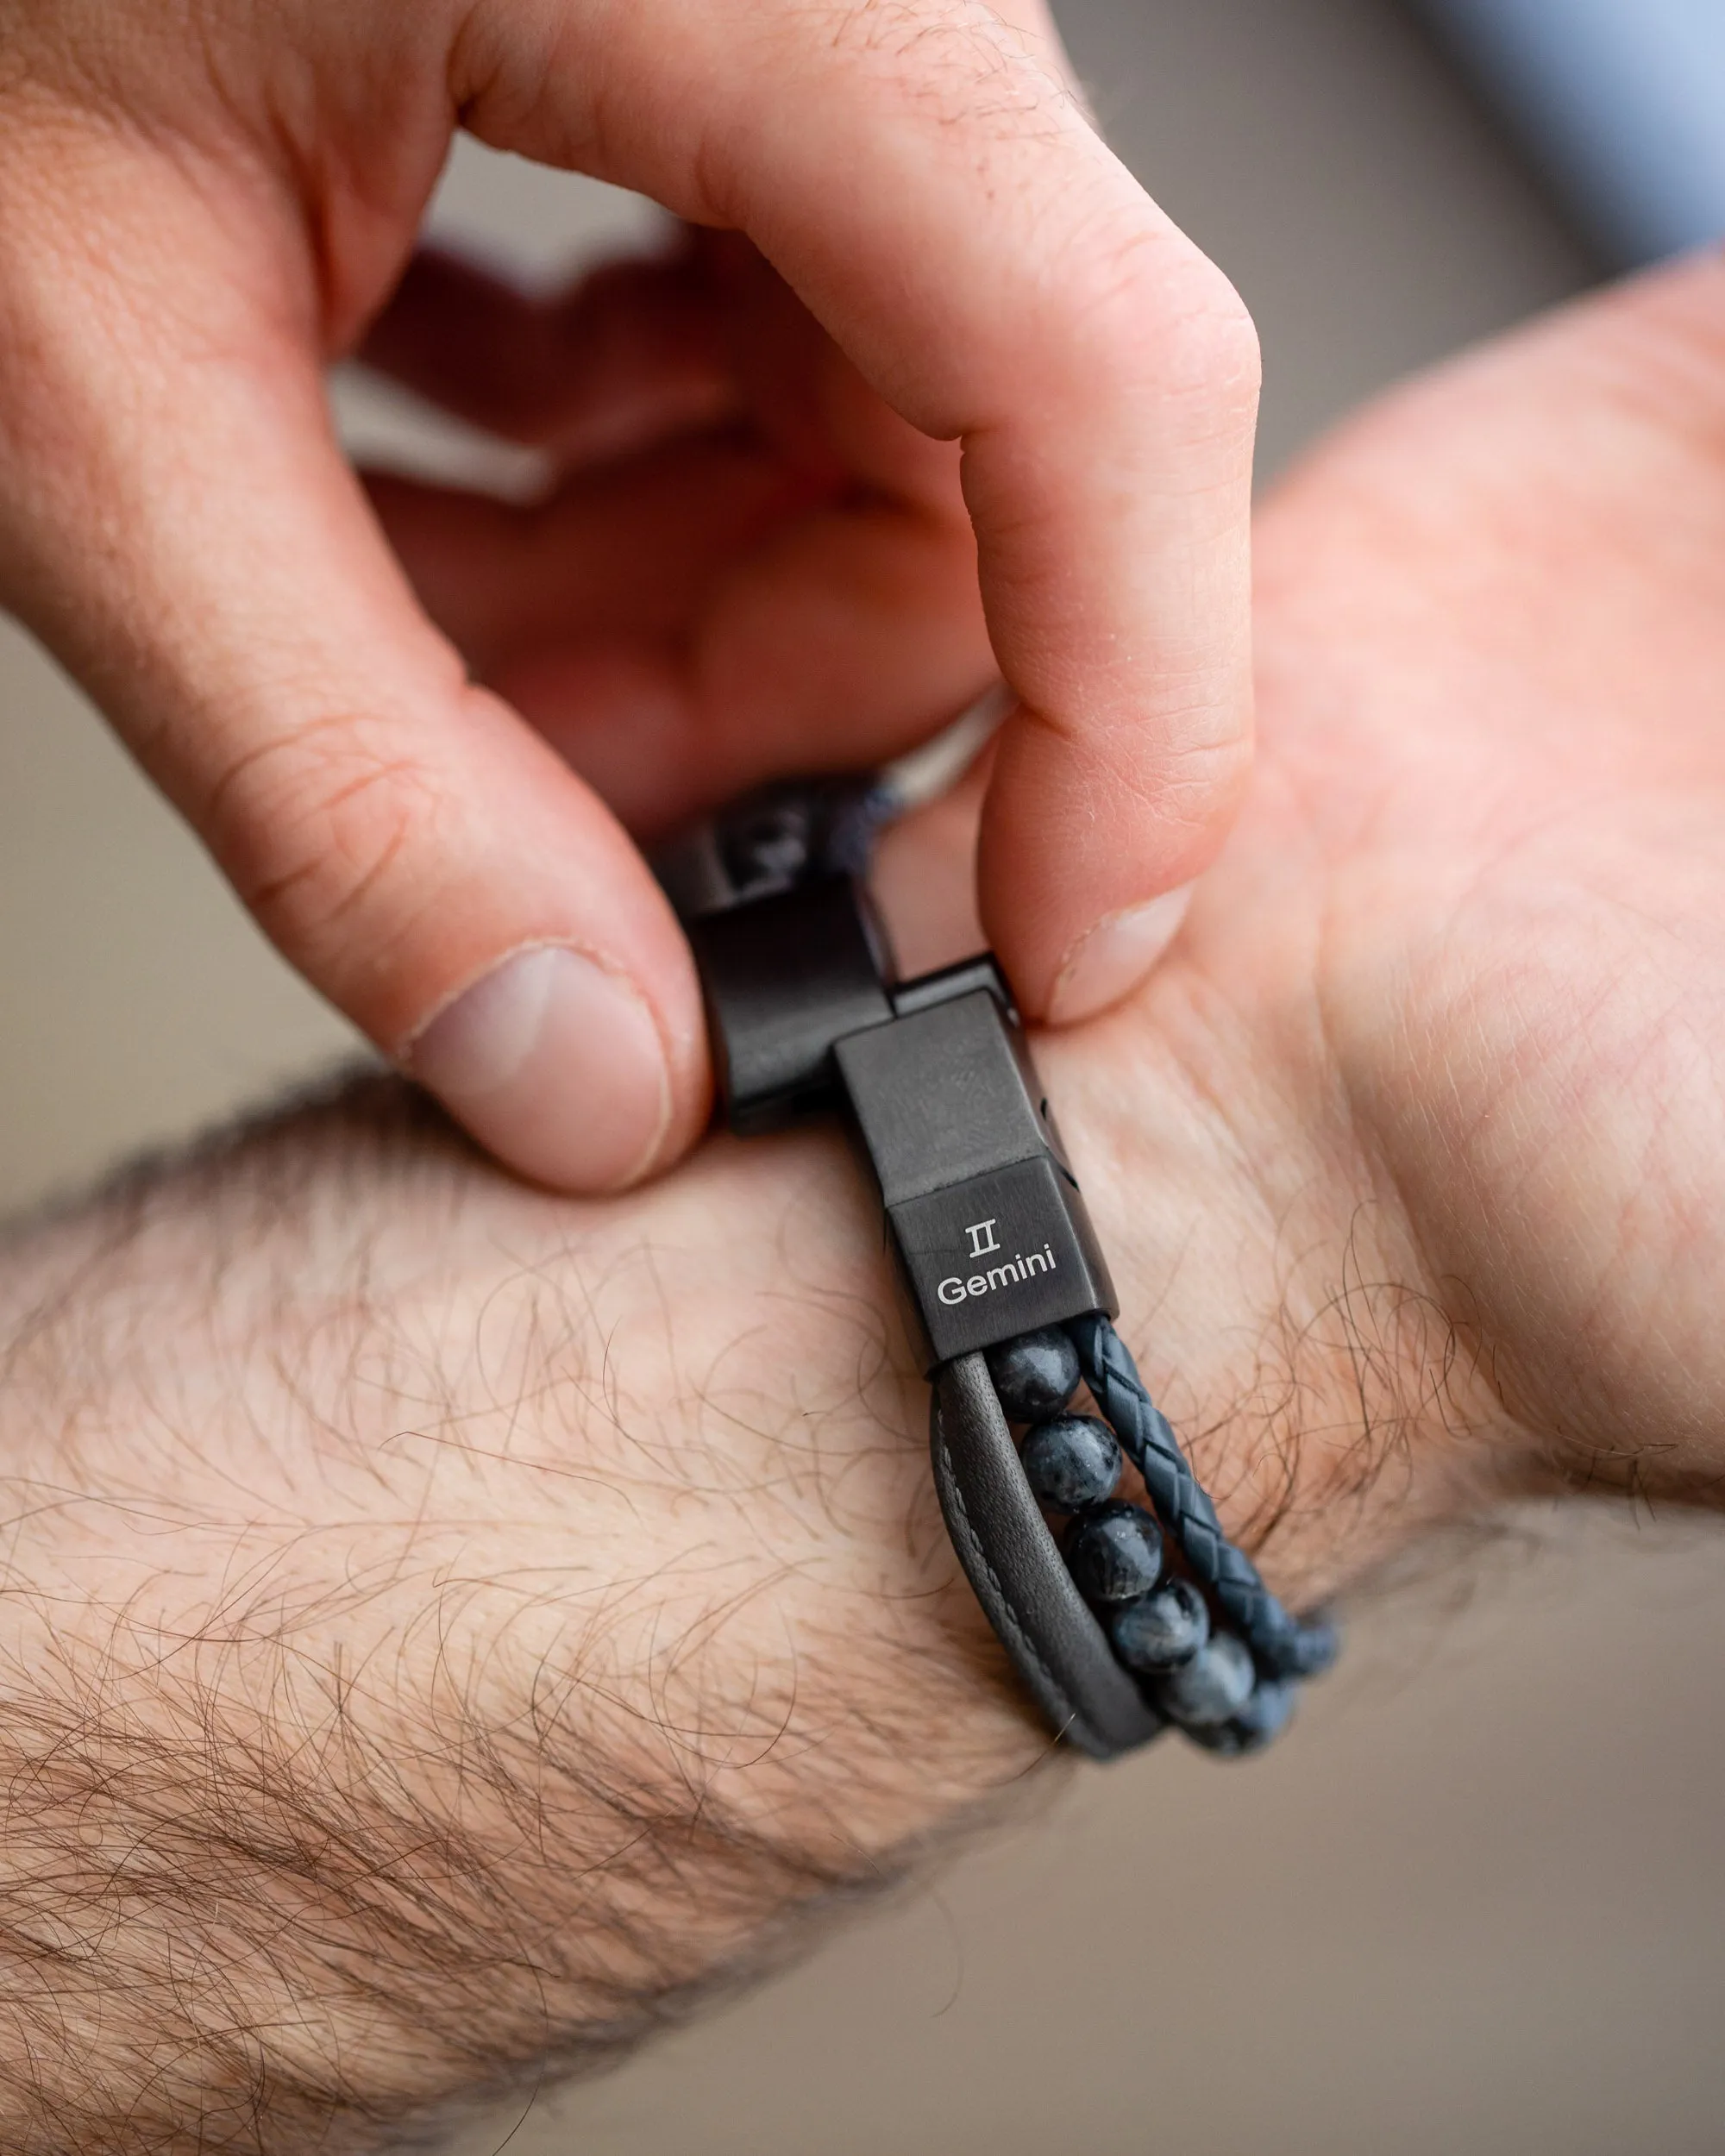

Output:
xmin=5 ymin=2 xmax=1725 ymax=2151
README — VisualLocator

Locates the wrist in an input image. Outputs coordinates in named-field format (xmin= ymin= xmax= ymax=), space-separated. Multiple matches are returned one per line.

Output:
xmin=876 ymin=778 xmax=1526 ymax=1609
xmin=0 ymin=1081 xmax=1051 ymax=2145
xmin=1038 ymin=980 xmax=1521 ymax=1606
xmin=0 ymin=999 xmax=1513 ymax=2147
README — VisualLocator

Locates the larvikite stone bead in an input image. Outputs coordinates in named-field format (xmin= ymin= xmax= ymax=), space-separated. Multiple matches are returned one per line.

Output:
xmin=1064 ymin=1502 xmax=1164 ymax=1604
xmin=1154 ymin=1632 xmax=1255 ymax=1728
xmin=1020 ymin=1413 xmax=1122 ymax=1514
xmin=1186 ymin=1679 xmax=1298 ymax=1756
xmin=986 ymin=1327 xmax=1081 ymax=1423
xmin=1266 ymin=1616 xmax=1341 ymax=1681
xmin=1110 ymin=1577 xmax=1209 ymax=1673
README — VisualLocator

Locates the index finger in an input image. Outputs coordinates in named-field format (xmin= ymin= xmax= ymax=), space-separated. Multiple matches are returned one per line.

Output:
xmin=461 ymin=0 xmax=1258 ymax=1016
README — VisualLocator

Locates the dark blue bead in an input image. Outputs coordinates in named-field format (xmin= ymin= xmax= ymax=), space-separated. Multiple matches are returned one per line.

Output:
xmin=1110 ymin=1577 xmax=1209 ymax=1673
xmin=1153 ymin=1632 xmax=1255 ymax=1728
xmin=1186 ymin=1679 xmax=1297 ymax=1757
xmin=1271 ymin=1616 xmax=1340 ymax=1680
xmin=1020 ymin=1414 xmax=1122 ymax=1514
xmin=1064 ymin=1502 xmax=1163 ymax=1603
xmin=986 ymin=1327 xmax=1081 ymax=1423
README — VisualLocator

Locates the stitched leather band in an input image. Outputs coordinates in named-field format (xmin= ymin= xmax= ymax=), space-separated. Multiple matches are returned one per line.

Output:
xmin=930 ymin=1352 xmax=1164 ymax=1761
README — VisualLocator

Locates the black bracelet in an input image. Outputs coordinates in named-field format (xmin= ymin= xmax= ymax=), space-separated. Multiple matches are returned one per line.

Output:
xmin=655 ymin=775 xmax=1337 ymax=1760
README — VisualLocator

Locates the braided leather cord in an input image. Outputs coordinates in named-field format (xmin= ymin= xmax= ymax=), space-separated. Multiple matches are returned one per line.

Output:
xmin=1068 ymin=1312 xmax=1336 ymax=1681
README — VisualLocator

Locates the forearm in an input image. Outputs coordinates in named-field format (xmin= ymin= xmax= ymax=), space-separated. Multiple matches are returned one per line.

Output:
xmin=0 ymin=1075 xmax=1038 ymax=2151
xmin=0 ymin=1020 xmax=1498 ymax=2152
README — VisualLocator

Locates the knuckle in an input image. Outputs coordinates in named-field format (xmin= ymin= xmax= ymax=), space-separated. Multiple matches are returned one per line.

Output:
xmin=1023 ymin=672 xmax=1254 ymax=844
xmin=1076 ymin=724 xmax=1252 ymax=886
xmin=1057 ymin=221 xmax=1262 ymax=431
xmin=203 ymin=715 xmax=447 ymax=993
xmin=1152 ymin=719 xmax=1255 ymax=830
xmin=817 ymin=1 xmax=1077 ymax=166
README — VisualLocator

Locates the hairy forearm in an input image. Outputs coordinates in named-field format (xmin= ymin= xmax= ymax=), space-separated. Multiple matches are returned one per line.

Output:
xmin=0 ymin=1012 xmax=1502 ymax=2153
xmin=0 ymin=1076 xmax=1044 ymax=2151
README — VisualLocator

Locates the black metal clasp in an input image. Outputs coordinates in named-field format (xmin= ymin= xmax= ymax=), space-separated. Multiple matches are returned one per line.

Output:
xmin=835 ymin=968 xmax=1116 ymax=1369
xmin=662 ymin=796 xmax=1117 ymax=1372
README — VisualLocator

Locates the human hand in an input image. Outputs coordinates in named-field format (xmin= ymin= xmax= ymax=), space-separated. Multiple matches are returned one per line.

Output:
xmin=0 ymin=0 xmax=1258 ymax=1193
xmin=4 ymin=254 xmax=1724 ymax=2151
xmin=1018 ymin=249 xmax=1725 ymax=1564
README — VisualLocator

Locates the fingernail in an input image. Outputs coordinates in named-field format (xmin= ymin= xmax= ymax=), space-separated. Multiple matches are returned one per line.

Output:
xmin=408 ymin=946 xmax=671 ymax=1191
xmin=1046 ymin=886 xmax=1195 ymax=1025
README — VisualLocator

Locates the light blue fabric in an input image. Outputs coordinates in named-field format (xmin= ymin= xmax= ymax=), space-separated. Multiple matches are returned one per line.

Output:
xmin=1418 ymin=0 xmax=1725 ymax=262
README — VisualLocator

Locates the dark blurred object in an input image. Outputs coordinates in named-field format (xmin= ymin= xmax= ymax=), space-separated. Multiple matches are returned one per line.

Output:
xmin=1411 ymin=0 xmax=1725 ymax=263
xmin=651 ymin=774 xmax=898 ymax=920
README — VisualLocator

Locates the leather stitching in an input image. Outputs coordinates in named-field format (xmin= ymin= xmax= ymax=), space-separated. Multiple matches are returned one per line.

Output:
xmin=932 ymin=1415 xmax=1097 ymax=1752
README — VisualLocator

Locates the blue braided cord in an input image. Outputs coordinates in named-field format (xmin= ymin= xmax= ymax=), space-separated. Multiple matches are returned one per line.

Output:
xmin=1067 ymin=1313 xmax=1337 ymax=1682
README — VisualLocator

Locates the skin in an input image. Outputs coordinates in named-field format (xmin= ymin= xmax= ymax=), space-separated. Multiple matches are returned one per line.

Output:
xmin=0 ymin=0 xmax=1260 ymax=1189
xmin=0 ymin=254 xmax=1722 ymax=2151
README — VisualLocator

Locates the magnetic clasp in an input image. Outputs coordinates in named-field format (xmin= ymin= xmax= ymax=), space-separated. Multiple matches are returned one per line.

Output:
xmin=834 ymin=988 xmax=1117 ymax=1369
xmin=890 ymin=1155 xmax=1115 ymax=1366
xmin=687 ymin=877 xmax=894 ymax=1133
xmin=835 ymin=990 xmax=1055 ymax=1200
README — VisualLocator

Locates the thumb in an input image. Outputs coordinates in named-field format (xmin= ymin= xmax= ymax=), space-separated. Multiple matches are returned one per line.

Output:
xmin=0 ymin=141 xmax=706 ymax=1192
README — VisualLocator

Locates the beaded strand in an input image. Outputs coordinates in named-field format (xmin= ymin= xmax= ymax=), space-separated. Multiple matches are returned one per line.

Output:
xmin=982 ymin=1320 xmax=1337 ymax=1755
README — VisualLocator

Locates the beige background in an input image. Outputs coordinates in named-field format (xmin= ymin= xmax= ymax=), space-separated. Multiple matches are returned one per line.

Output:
xmin=3 ymin=3 xmax=1722 ymax=2151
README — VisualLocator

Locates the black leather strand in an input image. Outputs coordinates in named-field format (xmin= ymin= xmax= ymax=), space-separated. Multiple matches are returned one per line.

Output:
xmin=930 ymin=1353 xmax=1164 ymax=1760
